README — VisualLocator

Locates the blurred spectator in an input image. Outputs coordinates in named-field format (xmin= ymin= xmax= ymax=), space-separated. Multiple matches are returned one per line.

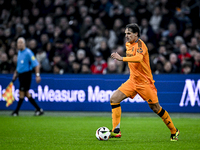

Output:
xmin=122 ymin=6 xmax=134 ymax=25
xmin=160 ymin=5 xmax=173 ymax=31
xmin=53 ymin=63 xmax=64 ymax=74
xmin=182 ymin=61 xmax=192 ymax=74
xmin=109 ymin=0 xmax=123 ymax=19
xmin=7 ymin=48 xmax=15 ymax=63
xmin=192 ymin=52 xmax=200 ymax=73
xmin=67 ymin=51 xmax=76 ymax=70
xmin=14 ymin=24 xmax=26 ymax=40
xmin=120 ymin=0 xmax=138 ymax=11
xmin=169 ymin=53 xmax=180 ymax=73
xmin=182 ymin=26 xmax=193 ymax=45
xmin=10 ymin=54 xmax=17 ymax=73
xmin=36 ymin=48 xmax=51 ymax=72
xmin=147 ymin=42 xmax=157 ymax=56
xmin=81 ymin=64 xmax=91 ymax=74
xmin=30 ymin=7 xmax=41 ymax=24
xmin=113 ymin=18 xmax=123 ymax=38
xmin=0 ymin=52 xmax=10 ymax=73
xmin=188 ymin=37 xmax=200 ymax=51
xmin=135 ymin=0 xmax=151 ymax=23
xmin=173 ymin=36 xmax=185 ymax=54
xmin=79 ymin=6 xmax=89 ymax=22
xmin=149 ymin=6 xmax=162 ymax=34
xmin=116 ymin=59 xmax=126 ymax=73
xmin=38 ymin=33 xmax=49 ymax=48
xmin=178 ymin=44 xmax=192 ymax=64
xmin=163 ymin=61 xmax=177 ymax=74
xmin=28 ymin=39 xmax=38 ymax=54
xmin=128 ymin=16 xmax=138 ymax=25
xmin=54 ymin=38 xmax=72 ymax=63
xmin=82 ymin=57 xmax=91 ymax=66
xmin=4 ymin=28 xmax=13 ymax=47
xmin=100 ymin=0 xmax=113 ymax=14
xmin=39 ymin=0 xmax=55 ymax=17
xmin=54 ymin=7 xmax=64 ymax=25
xmin=94 ymin=17 xmax=105 ymax=32
xmin=154 ymin=61 xmax=164 ymax=74
xmin=71 ymin=60 xmax=81 ymax=74
xmin=45 ymin=42 xmax=55 ymax=62
xmin=103 ymin=59 xmax=118 ymax=74
xmin=9 ymin=0 xmax=21 ymax=17
xmin=86 ymin=25 xmax=106 ymax=54
xmin=25 ymin=25 xmax=37 ymax=40
xmin=91 ymin=51 xmax=107 ymax=74
xmin=116 ymin=45 xmax=125 ymax=56
xmin=35 ymin=22 xmax=45 ymax=41
xmin=65 ymin=27 xmax=80 ymax=48
xmin=140 ymin=18 xmax=156 ymax=45
xmin=22 ymin=16 xmax=30 ymax=31
xmin=80 ymin=16 xmax=93 ymax=39
xmin=52 ymin=53 xmax=66 ymax=72
xmin=59 ymin=17 xmax=69 ymax=32
xmin=76 ymin=49 xmax=86 ymax=63
xmin=162 ymin=22 xmax=178 ymax=44
xmin=46 ymin=24 xmax=54 ymax=42
xmin=98 ymin=40 xmax=111 ymax=61
xmin=175 ymin=1 xmax=192 ymax=29
xmin=102 ymin=28 xmax=117 ymax=49
xmin=194 ymin=29 xmax=200 ymax=46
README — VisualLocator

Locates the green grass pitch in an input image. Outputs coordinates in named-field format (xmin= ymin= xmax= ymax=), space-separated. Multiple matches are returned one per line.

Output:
xmin=0 ymin=111 xmax=200 ymax=150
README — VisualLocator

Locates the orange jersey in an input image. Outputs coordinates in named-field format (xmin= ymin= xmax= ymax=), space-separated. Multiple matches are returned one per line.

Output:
xmin=123 ymin=38 xmax=155 ymax=84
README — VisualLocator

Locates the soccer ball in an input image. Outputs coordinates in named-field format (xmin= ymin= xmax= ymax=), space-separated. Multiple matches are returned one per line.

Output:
xmin=95 ymin=127 xmax=110 ymax=141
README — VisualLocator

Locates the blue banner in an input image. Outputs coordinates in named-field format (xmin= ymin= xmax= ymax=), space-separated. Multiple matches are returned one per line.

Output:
xmin=0 ymin=74 xmax=200 ymax=112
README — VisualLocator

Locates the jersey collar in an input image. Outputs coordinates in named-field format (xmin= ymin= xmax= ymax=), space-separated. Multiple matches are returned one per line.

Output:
xmin=135 ymin=38 xmax=139 ymax=43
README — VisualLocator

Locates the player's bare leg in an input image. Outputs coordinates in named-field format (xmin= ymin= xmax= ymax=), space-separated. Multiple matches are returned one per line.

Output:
xmin=110 ymin=90 xmax=126 ymax=138
xmin=149 ymin=103 xmax=180 ymax=141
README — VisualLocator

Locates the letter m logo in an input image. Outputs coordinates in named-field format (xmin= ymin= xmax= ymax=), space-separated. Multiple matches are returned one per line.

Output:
xmin=179 ymin=79 xmax=200 ymax=107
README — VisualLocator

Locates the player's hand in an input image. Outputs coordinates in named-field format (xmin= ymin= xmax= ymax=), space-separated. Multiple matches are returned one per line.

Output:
xmin=111 ymin=52 xmax=123 ymax=61
xmin=36 ymin=76 xmax=41 ymax=83
xmin=12 ymin=71 xmax=18 ymax=82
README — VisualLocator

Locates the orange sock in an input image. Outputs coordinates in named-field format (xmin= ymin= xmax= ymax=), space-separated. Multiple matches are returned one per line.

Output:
xmin=157 ymin=107 xmax=176 ymax=134
xmin=111 ymin=103 xmax=121 ymax=132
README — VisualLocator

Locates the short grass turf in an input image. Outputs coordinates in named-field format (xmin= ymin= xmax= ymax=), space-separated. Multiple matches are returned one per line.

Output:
xmin=0 ymin=112 xmax=200 ymax=150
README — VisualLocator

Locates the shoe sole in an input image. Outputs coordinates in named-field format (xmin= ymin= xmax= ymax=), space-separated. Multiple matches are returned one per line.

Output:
xmin=110 ymin=132 xmax=121 ymax=138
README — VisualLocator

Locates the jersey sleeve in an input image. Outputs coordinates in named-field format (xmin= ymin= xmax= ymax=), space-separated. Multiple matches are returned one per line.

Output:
xmin=28 ymin=50 xmax=39 ymax=68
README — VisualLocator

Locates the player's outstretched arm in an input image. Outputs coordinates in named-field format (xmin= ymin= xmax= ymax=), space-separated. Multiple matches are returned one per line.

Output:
xmin=111 ymin=52 xmax=143 ymax=63
xmin=123 ymin=53 xmax=143 ymax=63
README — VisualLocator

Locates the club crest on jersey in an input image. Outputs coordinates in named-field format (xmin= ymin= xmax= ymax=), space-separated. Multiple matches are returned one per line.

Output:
xmin=137 ymin=48 xmax=143 ymax=53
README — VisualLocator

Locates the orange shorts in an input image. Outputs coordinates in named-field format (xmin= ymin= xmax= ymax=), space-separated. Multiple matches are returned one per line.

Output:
xmin=118 ymin=79 xmax=159 ymax=104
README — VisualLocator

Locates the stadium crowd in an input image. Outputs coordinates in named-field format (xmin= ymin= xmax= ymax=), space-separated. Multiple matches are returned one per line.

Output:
xmin=0 ymin=0 xmax=200 ymax=74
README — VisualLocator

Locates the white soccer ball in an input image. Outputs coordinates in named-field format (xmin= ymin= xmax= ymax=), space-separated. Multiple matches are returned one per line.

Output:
xmin=96 ymin=127 xmax=110 ymax=141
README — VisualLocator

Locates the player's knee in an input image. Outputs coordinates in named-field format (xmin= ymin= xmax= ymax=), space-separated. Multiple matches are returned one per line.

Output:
xmin=110 ymin=95 xmax=118 ymax=103
xmin=110 ymin=96 xmax=115 ymax=103
xmin=149 ymin=103 xmax=161 ymax=113
xmin=149 ymin=105 xmax=159 ymax=113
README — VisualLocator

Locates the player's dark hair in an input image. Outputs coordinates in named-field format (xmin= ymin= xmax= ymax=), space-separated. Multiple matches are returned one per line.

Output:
xmin=125 ymin=23 xmax=140 ymax=37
